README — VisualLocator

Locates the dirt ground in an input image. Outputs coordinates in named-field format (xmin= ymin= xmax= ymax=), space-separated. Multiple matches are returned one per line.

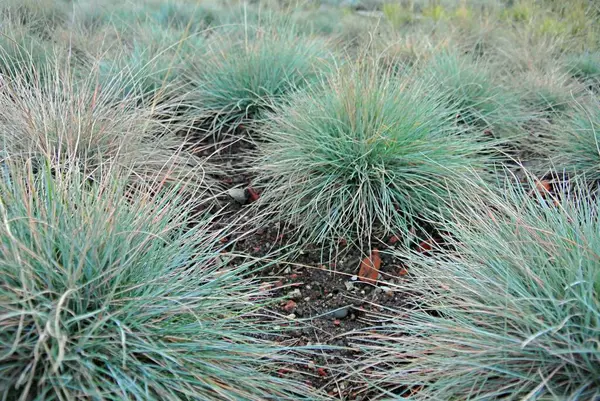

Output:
xmin=188 ymin=127 xmax=423 ymax=399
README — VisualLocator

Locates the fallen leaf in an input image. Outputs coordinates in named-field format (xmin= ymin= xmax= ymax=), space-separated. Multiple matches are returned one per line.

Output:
xmin=398 ymin=267 xmax=409 ymax=276
xmin=317 ymin=368 xmax=327 ymax=377
xmin=358 ymin=249 xmax=381 ymax=284
xmin=333 ymin=319 xmax=341 ymax=326
xmin=247 ymin=187 xmax=260 ymax=202
xmin=283 ymin=300 xmax=297 ymax=312
xmin=417 ymin=239 xmax=438 ymax=253
xmin=536 ymin=180 xmax=551 ymax=195
xmin=388 ymin=235 xmax=399 ymax=245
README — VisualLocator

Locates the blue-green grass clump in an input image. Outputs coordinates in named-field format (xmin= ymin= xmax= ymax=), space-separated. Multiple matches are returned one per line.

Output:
xmin=254 ymin=66 xmax=497 ymax=247
xmin=0 ymin=161 xmax=324 ymax=401
xmin=185 ymin=23 xmax=331 ymax=131
xmin=0 ymin=0 xmax=70 ymax=37
xmin=98 ymin=26 xmax=205 ymax=102
xmin=350 ymin=175 xmax=600 ymax=399
xmin=550 ymin=95 xmax=600 ymax=184
xmin=0 ymin=22 xmax=56 ymax=83
xmin=567 ymin=52 xmax=600 ymax=85
xmin=0 ymin=66 xmax=211 ymax=193
xmin=424 ymin=51 xmax=525 ymax=138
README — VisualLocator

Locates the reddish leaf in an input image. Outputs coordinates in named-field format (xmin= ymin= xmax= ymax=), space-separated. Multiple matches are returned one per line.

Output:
xmin=398 ymin=267 xmax=409 ymax=276
xmin=536 ymin=180 xmax=551 ymax=195
xmin=417 ymin=239 xmax=438 ymax=253
xmin=333 ymin=319 xmax=341 ymax=326
xmin=317 ymin=368 xmax=327 ymax=377
xmin=388 ymin=235 xmax=399 ymax=245
xmin=358 ymin=249 xmax=381 ymax=284
xmin=283 ymin=300 xmax=297 ymax=312
xmin=247 ymin=187 xmax=260 ymax=202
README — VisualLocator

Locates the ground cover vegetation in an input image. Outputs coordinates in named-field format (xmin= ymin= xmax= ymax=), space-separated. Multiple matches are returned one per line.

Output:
xmin=0 ymin=0 xmax=599 ymax=399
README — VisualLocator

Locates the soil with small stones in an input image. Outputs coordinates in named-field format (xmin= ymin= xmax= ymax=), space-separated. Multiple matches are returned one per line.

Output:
xmin=191 ymin=127 xmax=420 ymax=399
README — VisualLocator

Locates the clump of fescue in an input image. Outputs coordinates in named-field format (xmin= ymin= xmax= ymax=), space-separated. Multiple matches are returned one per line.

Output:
xmin=567 ymin=52 xmax=600 ymax=85
xmin=348 ymin=174 xmax=600 ymax=399
xmin=423 ymin=51 xmax=525 ymax=138
xmin=185 ymin=21 xmax=331 ymax=132
xmin=0 ymin=21 xmax=57 ymax=83
xmin=549 ymin=95 xmax=600 ymax=184
xmin=515 ymin=67 xmax=582 ymax=119
xmin=0 ymin=160 xmax=324 ymax=401
xmin=0 ymin=0 xmax=70 ymax=37
xmin=253 ymin=65 xmax=497 ymax=247
xmin=0 ymin=62 xmax=214 ymax=194
xmin=97 ymin=25 xmax=205 ymax=102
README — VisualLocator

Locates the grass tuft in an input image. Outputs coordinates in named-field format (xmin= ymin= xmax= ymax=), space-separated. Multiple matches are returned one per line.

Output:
xmin=253 ymin=64 xmax=497 ymax=248
xmin=0 ymin=62 xmax=214 ymax=194
xmin=549 ymin=95 xmax=600 ymax=185
xmin=423 ymin=50 xmax=525 ymax=138
xmin=185 ymin=21 xmax=331 ymax=132
xmin=348 ymin=174 xmax=600 ymax=399
xmin=0 ymin=160 xmax=323 ymax=400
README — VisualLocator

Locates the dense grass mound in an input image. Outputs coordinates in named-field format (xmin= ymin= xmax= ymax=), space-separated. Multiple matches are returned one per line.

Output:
xmin=0 ymin=161 xmax=320 ymax=401
xmin=424 ymin=51 xmax=524 ymax=138
xmin=185 ymin=23 xmax=331 ymax=131
xmin=0 ymin=22 xmax=57 ymax=83
xmin=254 ymin=66 xmax=495 ymax=247
xmin=567 ymin=52 xmax=600 ymax=85
xmin=0 ymin=65 xmax=211 ymax=192
xmin=0 ymin=0 xmax=70 ymax=37
xmin=98 ymin=25 xmax=205 ymax=102
xmin=350 ymin=176 xmax=600 ymax=399
xmin=550 ymin=96 xmax=600 ymax=185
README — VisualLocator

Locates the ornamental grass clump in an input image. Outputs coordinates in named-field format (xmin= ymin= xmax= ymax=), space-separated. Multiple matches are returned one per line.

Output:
xmin=423 ymin=51 xmax=524 ymax=138
xmin=97 ymin=25 xmax=205 ymax=102
xmin=185 ymin=22 xmax=331 ymax=132
xmin=0 ymin=21 xmax=57 ymax=84
xmin=348 ymin=175 xmax=600 ymax=399
xmin=567 ymin=52 xmax=600 ymax=86
xmin=550 ymin=95 xmax=600 ymax=185
xmin=0 ymin=62 xmax=213 ymax=193
xmin=0 ymin=160 xmax=323 ymax=401
xmin=253 ymin=65 xmax=496 ymax=247
xmin=0 ymin=0 xmax=70 ymax=37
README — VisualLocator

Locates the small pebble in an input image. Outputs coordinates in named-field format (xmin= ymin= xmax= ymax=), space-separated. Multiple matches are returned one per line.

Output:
xmin=289 ymin=289 xmax=302 ymax=299
xmin=286 ymin=314 xmax=296 ymax=320
xmin=345 ymin=281 xmax=355 ymax=291
xmin=330 ymin=307 xmax=349 ymax=319
xmin=227 ymin=188 xmax=248 ymax=203
xmin=350 ymin=275 xmax=358 ymax=281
